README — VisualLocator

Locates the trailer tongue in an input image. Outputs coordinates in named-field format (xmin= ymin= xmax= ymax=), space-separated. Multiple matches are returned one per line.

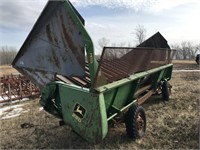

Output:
xmin=12 ymin=0 xmax=174 ymax=143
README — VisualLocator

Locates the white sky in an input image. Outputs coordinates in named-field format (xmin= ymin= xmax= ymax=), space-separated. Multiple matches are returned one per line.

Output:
xmin=0 ymin=0 xmax=200 ymax=54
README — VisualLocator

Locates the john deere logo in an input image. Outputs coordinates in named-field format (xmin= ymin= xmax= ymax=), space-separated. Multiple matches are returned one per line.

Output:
xmin=72 ymin=104 xmax=86 ymax=122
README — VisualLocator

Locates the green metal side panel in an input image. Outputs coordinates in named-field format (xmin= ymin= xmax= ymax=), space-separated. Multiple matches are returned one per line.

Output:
xmin=103 ymin=89 xmax=117 ymax=110
xmin=57 ymin=83 xmax=108 ymax=143
xmin=111 ymin=83 xmax=132 ymax=109
xmin=103 ymin=82 xmax=135 ymax=118
xmin=96 ymin=64 xmax=173 ymax=93
xmin=151 ymin=64 xmax=173 ymax=88
xmin=97 ymin=64 xmax=173 ymax=120
xmin=103 ymin=78 xmax=140 ymax=118
xmin=162 ymin=65 xmax=173 ymax=81
xmin=103 ymin=83 xmax=133 ymax=109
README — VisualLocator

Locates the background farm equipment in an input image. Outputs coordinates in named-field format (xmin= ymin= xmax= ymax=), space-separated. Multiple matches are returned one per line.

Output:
xmin=12 ymin=0 xmax=174 ymax=143
xmin=0 ymin=74 xmax=39 ymax=103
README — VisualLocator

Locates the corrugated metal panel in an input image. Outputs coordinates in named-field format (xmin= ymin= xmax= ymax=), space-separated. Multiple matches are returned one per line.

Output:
xmin=56 ymin=63 xmax=91 ymax=88
xmin=94 ymin=47 xmax=172 ymax=87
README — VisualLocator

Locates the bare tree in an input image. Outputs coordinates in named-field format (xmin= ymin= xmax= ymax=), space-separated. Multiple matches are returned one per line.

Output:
xmin=171 ymin=41 xmax=199 ymax=60
xmin=127 ymin=42 xmax=132 ymax=47
xmin=0 ymin=46 xmax=17 ymax=65
xmin=111 ymin=42 xmax=117 ymax=47
xmin=111 ymin=42 xmax=126 ymax=47
xmin=98 ymin=37 xmax=110 ymax=49
xmin=171 ymin=43 xmax=181 ymax=60
xmin=181 ymin=41 xmax=190 ymax=59
xmin=134 ymin=24 xmax=146 ymax=45
xmin=118 ymin=42 xmax=126 ymax=47
xmin=195 ymin=44 xmax=200 ymax=54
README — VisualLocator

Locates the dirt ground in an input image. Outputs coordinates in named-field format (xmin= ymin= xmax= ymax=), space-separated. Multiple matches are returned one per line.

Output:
xmin=0 ymin=61 xmax=199 ymax=149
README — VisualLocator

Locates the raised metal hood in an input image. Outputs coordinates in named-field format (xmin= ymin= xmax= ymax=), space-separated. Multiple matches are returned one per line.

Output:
xmin=12 ymin=0 xmax=86 ymax=88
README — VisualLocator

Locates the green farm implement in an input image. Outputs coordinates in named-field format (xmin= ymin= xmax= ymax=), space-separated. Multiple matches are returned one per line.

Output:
xmin=12 ymin=0 xmax=174 ymax=143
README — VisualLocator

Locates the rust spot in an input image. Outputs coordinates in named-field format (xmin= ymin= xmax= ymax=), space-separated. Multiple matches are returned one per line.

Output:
xmin=54 ymin=37 xmax=58 ymax=45
xmin=46 ymin=24 xmax=53 ymax=43
xmin=59 ymin=14 xmax=84 ymax=65
xmin=51 ymin=48 xmax=60 ymax=69
xmin=60 ymin=15 xmax=77 ymax=50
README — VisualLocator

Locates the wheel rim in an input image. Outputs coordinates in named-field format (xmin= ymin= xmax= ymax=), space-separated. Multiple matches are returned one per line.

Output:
xmin=136 ymin=113 xmax=145 ymax=135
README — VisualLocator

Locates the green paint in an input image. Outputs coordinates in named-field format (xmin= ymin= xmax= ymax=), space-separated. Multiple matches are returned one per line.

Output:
xmin=96 ymin=64 xmax=173 ymax=92
xmin=58 ymin=82 xmax=107 ymax=143
xmin=39 ymin=0 xmax=175 ymax=143
xmin=40 ymin=61 xmax=173 ymax=143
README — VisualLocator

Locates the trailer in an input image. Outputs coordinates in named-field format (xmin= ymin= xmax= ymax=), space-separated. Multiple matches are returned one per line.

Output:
xmin=12 ymin=0 xmax=174 ymax=143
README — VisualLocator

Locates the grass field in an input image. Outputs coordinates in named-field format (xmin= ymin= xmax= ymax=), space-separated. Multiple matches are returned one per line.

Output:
xmin=0 ymin=61 xmax=199 ymax=149
xmin=0 ymin=65 xmax=18 ymax=77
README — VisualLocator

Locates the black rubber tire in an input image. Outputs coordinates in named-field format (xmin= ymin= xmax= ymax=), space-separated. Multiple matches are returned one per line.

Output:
xmin=125 ymin=105 xmax=146 ymax=139
xmin=161 ymin=81 xmax=171 ymax=101
xmin=196 ymin=54 xmax=200 ymax=65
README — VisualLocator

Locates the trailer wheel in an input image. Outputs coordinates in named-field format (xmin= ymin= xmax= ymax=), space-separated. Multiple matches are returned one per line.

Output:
xmin=162 ymin=81 xmax=171 ymax=101
xmin=125 ymin=105 xmax=146 ymax=139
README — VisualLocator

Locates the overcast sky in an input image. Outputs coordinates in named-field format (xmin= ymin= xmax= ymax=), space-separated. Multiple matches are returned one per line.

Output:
xmin=0 ymin=0 xmax=200 ymax=54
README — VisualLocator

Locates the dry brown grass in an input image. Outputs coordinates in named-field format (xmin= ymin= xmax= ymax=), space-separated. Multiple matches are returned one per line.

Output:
xmin=0 ymin=65 xmax=18 ymax=77
xmin=172 ymin=60 xmax=196 ymax=64
xmin=0 ymin=60 xmax=198 ymax=76
xmin=0 ymin=63 xmax=199 ymax=149
xmin=172 ymin=60 xmax=200 ymax=70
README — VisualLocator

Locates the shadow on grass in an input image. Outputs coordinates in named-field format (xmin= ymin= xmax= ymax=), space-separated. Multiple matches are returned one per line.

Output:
xmin=142 ymin=95 xmax=166 ymax=107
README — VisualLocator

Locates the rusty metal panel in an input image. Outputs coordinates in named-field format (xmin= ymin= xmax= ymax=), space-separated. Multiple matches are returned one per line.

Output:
xmin=94 ymin=47 xmax=172 ymax=87
xmin=56 ymin=63 xmax=91 ymax=88
xmin=12 ymin=1 xmax=85 ymax=88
